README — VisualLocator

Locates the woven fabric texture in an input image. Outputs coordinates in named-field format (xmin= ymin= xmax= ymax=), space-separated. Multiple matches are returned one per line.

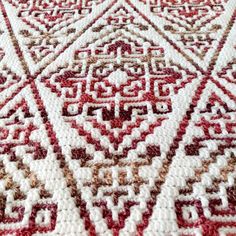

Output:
xmin=0 ymin=0 xmax=236 ymax=235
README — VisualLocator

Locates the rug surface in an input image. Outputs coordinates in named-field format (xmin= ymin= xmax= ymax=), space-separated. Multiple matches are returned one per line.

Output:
xmin=0 ymin=0 xmax=236 ymax=235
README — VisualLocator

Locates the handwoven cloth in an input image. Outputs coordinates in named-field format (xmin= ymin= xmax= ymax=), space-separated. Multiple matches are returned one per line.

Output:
xmin=0 ymin=0 xmax=236 ymax=235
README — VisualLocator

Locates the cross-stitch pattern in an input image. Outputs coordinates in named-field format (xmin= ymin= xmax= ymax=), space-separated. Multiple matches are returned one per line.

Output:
xmin=0 ymin=0 xmax=236 ymax=235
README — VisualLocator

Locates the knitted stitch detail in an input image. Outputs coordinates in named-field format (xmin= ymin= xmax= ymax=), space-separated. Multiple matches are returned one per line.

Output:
xmin=0 ymin=0 xmax=236 ymax=235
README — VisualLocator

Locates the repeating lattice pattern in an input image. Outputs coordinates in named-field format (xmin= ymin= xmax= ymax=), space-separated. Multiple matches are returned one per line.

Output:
xmin=0 ymin=0 xmax=236 ymax=235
